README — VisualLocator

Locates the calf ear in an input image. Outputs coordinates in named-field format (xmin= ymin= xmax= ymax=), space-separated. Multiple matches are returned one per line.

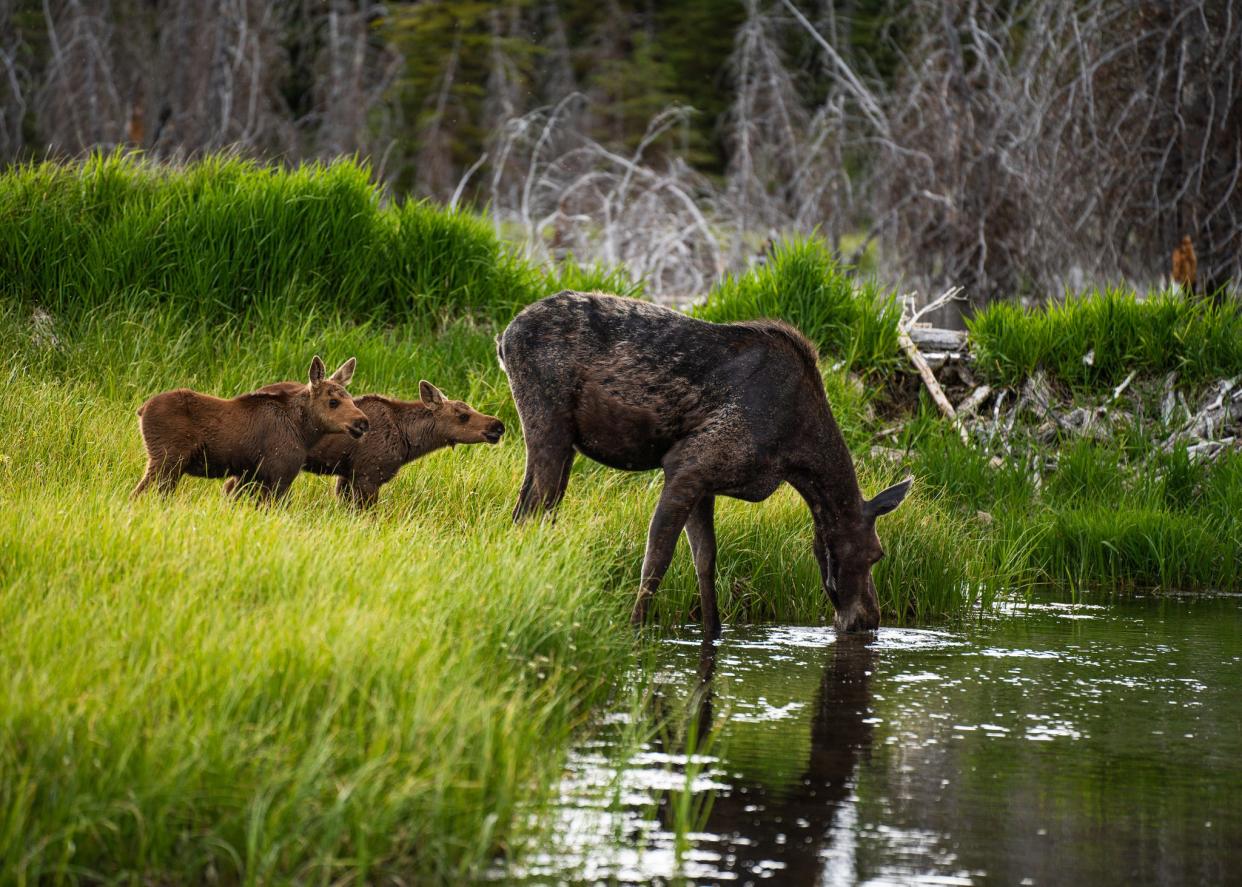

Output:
xmin=309 ymin=355 xmax=326 ymax=386
xmin=864 ymin=476 xmax=913 ymax=520
xmin=330 ymin=357 xmax=356 ymax=386
xmin=419 ymin=380 xmax=446 ymax=409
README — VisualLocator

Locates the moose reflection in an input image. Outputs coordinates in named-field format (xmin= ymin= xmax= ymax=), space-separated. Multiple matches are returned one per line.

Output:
xmin=649 ymin=635 xmax=877 ymax=885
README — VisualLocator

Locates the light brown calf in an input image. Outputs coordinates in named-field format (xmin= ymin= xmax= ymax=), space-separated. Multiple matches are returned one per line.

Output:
xmin=133 ymin=356 xmax=368 ymax=502
xmin=228 ymin=380 xmax=505 ymax=508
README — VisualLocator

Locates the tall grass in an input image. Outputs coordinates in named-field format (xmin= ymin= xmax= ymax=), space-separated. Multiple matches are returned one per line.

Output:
xmin=694 ymin=238 xmax=902 ymax=373
xmin=1 ymin=301 xmax=1001 ymax=881
xmin=968 ymin=288 xmax=1242 ymax=388
xmin=0 ymin=152 xmax=633 ymax=326
xmin=913 ymin=422 xmax=1242 ymax=592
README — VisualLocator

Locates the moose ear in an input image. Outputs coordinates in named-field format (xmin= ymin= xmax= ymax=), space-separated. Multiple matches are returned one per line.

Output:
xmin=419 ymin=380 xmax=445 ymax=409
xmin=309 ymin=355 xmax=326 ymax=386
xmin=863 ymin=476 xmax=913 ymax=520
xmin=330 ymin=357 xmax=356 ymax=386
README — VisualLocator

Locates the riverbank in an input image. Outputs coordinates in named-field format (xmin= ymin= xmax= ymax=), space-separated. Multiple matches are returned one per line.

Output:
xmin=2 ymin=154 xmax=1238 ymax=881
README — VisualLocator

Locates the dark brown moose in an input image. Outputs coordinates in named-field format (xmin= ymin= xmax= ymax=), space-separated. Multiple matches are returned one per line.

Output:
xmin=498 ymin=291 xmax=911 ymax=636
xmin=133 ymin=356 xmax=369 ymax=501
xmin=229 ymin=380 xmax=505 ymax=507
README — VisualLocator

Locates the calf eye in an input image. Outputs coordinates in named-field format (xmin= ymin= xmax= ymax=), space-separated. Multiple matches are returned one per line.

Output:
xmin=458 ymin=413 xmax=470 ymax=424
xmin=329 ymin=399 xmax=340 ymax=409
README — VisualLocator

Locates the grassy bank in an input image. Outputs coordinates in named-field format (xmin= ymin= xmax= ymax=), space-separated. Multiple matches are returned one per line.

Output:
xmin=1 ymin=305 xmax=998 ymax=881
xmin=2 ymin=155 xmax=1238 ymax=882
xmin=692 ymin=239 xmax=1241 ymax=593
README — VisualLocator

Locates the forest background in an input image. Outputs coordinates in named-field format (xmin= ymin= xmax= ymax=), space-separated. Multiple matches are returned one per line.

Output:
xmin=3 ymin=0 xmax=1240 ymax=304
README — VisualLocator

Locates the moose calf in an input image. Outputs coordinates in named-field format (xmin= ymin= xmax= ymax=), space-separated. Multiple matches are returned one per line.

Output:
xmin=133 ymin=356 xmax=368 ymax=502
xmin=228 ymin=379 xmax=505 ymax=508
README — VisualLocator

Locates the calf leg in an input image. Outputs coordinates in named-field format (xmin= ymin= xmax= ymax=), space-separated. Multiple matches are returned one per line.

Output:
xmin=254 ymin=473 xmax=295 ymax=505
xmin=336 ymin=476 xmax=379 ymax=509
xmin=132 ymin=456 xmax=182 ymax=498
xmin=684 ymin=494 xmax=722 ymax=640
xmin=224 ymin=475 xmax=260 ymax=500
xmin=631 ymin=475 xmax=702 ymax=627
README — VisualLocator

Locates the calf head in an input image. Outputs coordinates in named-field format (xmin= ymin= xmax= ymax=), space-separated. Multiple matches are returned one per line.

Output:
xmin=307 ymin=356 xmax=369 ymax=439
xmin=419 ymin=380 xmax=505 ymax=445
xmin=827 ymin=477 xmax=913 ymax=633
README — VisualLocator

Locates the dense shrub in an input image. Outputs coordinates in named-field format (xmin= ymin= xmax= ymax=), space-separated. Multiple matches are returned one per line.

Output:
xmin=0 ymin=152 xmax=630 ymax=326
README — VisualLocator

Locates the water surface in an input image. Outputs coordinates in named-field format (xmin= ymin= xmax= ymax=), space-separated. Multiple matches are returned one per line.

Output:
xmin=513 ymin=592 xmax=1242 ymax=885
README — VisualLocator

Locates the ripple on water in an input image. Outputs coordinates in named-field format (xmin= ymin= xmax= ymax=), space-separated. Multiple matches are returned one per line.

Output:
xmin=501 ymin=592 xmax=1242 ymax=885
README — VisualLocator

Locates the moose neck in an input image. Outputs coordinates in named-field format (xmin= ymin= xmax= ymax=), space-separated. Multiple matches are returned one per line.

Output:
xmin=790 ymin=407 xmax=866 ymax=527
xmin=292 ymin=389 xmax=326 ymax=444
xmin=397 ymin=403 xmax=451 ymax=460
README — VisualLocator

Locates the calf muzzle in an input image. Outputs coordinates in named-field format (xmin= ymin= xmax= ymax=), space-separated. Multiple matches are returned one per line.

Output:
xmin=483 ymin=420 xmax=505 ymax=444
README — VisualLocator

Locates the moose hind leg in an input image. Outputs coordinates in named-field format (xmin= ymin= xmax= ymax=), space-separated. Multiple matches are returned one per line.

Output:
xmin=336 ymin=476 xmax=379 ymax=509
xmin=132 ymin=463 xmax=157 ymax=498
xmin=512 ymin=433 xmax=575 ymax=522
xmin=684 ymin=494 xmax=721 ymax=640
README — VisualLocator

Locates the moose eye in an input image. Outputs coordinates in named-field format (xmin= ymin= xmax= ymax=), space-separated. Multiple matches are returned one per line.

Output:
xmin=329 ymin=399 xmax=340 ymax=409
xmin=458 ymin=413 xmax=470 ymax=424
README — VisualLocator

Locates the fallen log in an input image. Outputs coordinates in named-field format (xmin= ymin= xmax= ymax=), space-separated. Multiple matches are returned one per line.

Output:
xmin=908 ymin=326 xmax=968 ymax=352
xmin=898 ymin=286 xmax=970 ymax=444
xmin=956 ymin=385 xmax=992 ymax=417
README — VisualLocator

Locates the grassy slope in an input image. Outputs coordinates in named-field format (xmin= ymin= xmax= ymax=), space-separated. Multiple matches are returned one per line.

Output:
xmin=1 ymin=155 xmax=1237 ymax=881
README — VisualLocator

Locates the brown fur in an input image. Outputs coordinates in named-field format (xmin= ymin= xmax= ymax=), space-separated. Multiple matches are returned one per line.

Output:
xmin=133 ymin=356 xmax=368 ymax=502
xmin=499 ymin=291 xmax=913 ymax=637
xmin=1172 ymin=234 xmax=1197 ymax=295
xmin=227 ymin=380 xmax=505 ymax=507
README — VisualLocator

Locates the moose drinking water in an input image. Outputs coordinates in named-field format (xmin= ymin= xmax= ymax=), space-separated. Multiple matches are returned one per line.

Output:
xmin=232 ymin=379 xmax=506 ymax=508
xmin=133 ymin=356 xmax=368 ymax=502
xmin=498 ymin=291 xmax=911 ymax=636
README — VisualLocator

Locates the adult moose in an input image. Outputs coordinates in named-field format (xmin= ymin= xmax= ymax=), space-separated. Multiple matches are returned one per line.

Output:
xmin=498 ymin=291 xmax=911 ymax=637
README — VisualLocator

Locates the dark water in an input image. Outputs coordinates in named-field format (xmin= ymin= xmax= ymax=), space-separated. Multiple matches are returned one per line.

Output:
xmin=511 ymin=593 xmax=1242 ymax=885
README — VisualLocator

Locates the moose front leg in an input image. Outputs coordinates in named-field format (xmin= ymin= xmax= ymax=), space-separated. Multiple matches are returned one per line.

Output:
xmin=335 ymin=476 xmax=379 ymax=509
xmin=631 ymin=478 xmax=699 ymax=628
xmin=684 ymin=494 xmax=722 ymax=640
xmin=252 ymin=466 xmax=298 ymax=505
xmin=812 ymin=521 xmax=840 ymax=609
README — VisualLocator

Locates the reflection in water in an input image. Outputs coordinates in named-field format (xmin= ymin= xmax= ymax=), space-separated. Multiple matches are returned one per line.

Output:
xmin=684 ymin=636 xmax=876 ymax=884
xmin=507 ymin=593 xmax=1242 ymax=885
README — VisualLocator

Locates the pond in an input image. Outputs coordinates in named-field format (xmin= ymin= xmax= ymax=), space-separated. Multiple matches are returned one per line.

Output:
xmin=507 ymin=591 xmax=1242 ymax=885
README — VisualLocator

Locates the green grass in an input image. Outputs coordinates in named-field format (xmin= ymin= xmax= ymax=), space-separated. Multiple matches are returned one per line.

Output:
xmin=2 ymin=154 xmax=1239 ymax=883
xmin=0 ymin=151 xmax=634 ymax=326
xmin=912 ymin=422 xmax=1242 ymax=593
xmin=968 ymin=288 xmax=1242 ymax=389
xmin=1 ymin=302 xmax=999 ymax=882
xmin=694 ymin=238 xmax=902 ymax=373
